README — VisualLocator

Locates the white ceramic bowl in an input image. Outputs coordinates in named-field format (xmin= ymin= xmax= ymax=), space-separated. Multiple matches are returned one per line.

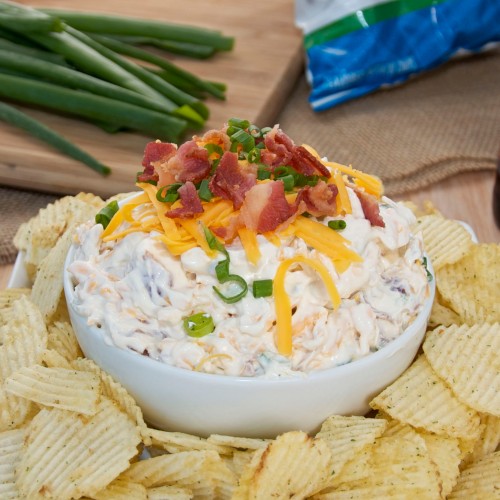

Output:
xmin=63 ymin=240 xmax=435 ymax=439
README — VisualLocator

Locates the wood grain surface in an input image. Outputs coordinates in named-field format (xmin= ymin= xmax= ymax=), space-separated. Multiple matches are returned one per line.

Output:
xmin=0 ymin=0 xmax=303 ymax=197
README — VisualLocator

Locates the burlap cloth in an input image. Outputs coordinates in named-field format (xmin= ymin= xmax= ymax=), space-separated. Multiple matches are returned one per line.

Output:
xmin=1 ymin=48 xmax=499 ymax=265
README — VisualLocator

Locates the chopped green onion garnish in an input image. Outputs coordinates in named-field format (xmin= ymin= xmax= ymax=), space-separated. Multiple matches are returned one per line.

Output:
xmin=260 ymin=126 xmax=272 ymax=136
xmin=247 ymin=147 xmax=261 ymax=164
xmin=201 ymin=223 xmax=228 ymax=256
xmin=257 ymin=166 xmax=271 ymax=180
xmin=183 ymin=312 xmax=215 ymax=338
xmin=226 ymin=125 xmax=240 ymax=137
xmin=328 ymin=220 xmax=347 ymax=231
xmin=228 ymin=117 xmax=250 ymax=130
xmin=248 ymin=124 xmax=261 ymax=138
xmin=204 ymin=143 xmax=224 ymax=157
xmin=156 ymin=183 xmax=182 ymax=203
xmin=252 ymin=279 xmax=273 ymax=298
xmin=230 ymin=129 xmax=255 ymax=152
xmin=280 ymin=174 xmax=295 ymax=191
xmin=95 ymin=200 xmax=119 ymax=229
xmin=215 ymin=258 xmax=230 ymax=281
xmin=213 ymin=274 xmax=248 ymax=304
xmin=198 ymin=179 xmax=213 ymax=202
xmin=422 ymin=257 xmax=433 ymax=282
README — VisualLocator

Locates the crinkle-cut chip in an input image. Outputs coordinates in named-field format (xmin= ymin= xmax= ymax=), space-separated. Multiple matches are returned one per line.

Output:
xmin=30 ymin=225 xmax=76 ymax=323
xmin=0 ymin=385 xmax=34 ymax=433
xmin=423 ymin=323 xmax=500 ymax=416
xmin=225 ymin=450 xmax=255 ymax=477
xmin=16 ymin=397 xmax=140 ymax=500
xmin=47 ymin=321 xmax=82 ymax=362
xmin=146 ymin=485 xmax=193 ymax=500
xmin=232 ymin=431 xmax=332 ymax=500
xmin=429 ymin=297 xmax=461 ymax=328
xmin=370 ymin=356 xmax=481 ymax=439
xmin=0 ymin=288 xmax=30 ymax=309
xmin=71 ymin=358 xmax=148 ymax=439
xmin=314 ymin=434 xmax=441 ymax=499
xmin=437 ymin=244 xmax=500 ymax=324
xmin=315 ymin=415 xmax=386 ymax=483
xmin=5 ymin=365 xmax=100 ymax=415
xmin=92 ymin=477 xmax=147 ymax=500
xmin=376 ymin=412 xmax=417 ymax=439
xmin=0 ymin=428 xmax=25 ymax=499
xmin=14 ymin=195 xmax=99 ymax=269
xmin=448 ymin=451 xmax=500 ymax=499
xmin=419 ymin=432 xmax=462 ymax=498
xmin=41 ymin=349 xmax=72 ymax=369
xmin=49 ymin=295 xmax=71 ymax=325
xmin=207 ymin=434 xmax=270 ymax=451
xmin=144 ymin=428 xmax=233 ymax=456
xmin=75 ymin=192 xmax=105 ymax=209
xmin=461 ymin=413 xmax=500 ymax=469
xmin=122 ymin=450 xmax=236 ymax=498
xmin=415 ymin=215 xmax=473 ymax=271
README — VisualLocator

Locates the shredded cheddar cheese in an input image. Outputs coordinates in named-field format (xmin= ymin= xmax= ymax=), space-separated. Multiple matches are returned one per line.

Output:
xmin=274 ymin=255 xmax=341 ymax=356
xmin=237 ymin=227 xmax=261 ymax=265
xmin=333 ymin=170 xmax=352 ymax=215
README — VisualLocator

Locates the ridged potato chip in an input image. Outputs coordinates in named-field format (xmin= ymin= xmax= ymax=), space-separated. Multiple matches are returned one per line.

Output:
xmin=415 ymin=215 xmax=473 ymax=271
xmin=16 ymin=398 xmax=140 ymax=500
xmin=370 ymin=356 xmax=481 ymax=439
xmin=315 ymin=434 xmax=441 ymax=499
xmin=122 ymin=449 xmax=236 ymax=498
xmin=41 ymin=349 xmax=72 ymax=369
xmin=144 ymin=427 xmax=233 ymax=455
xmin=461 ymin=413 xmax=500 ymax=468
xmin=72 ymin=358 xmax=148 ymax=438
xmin=436 ymin=243 xmax=500 ymax=324
xmin=5 ymin=365 xmax=100 ymax=415
xmin=316 ymin=415 xmax=387 ymax=482
xmin=92 ymin=477 xmax=147 ymax=500
xmin=0 ymin=288 xmax=30 ymax=309
xmin=423 ymin=323 xmax=500 ymax=416
xmin=232 ymin=431 xmax=332 ymax=499
xmin=0 ymin=428 xmax=24 ymax=499
xmin=207 ymin=434 xmax=270 ymax=451
xmin=429 ymin=295 xmax=461 ymax=328
xmin=47 ymin=321 xmax=83 ymax=362
xmin=448 ymin=451 xmax=500 ymax=499
xmin=146 ymin=485 xmax=193 ymax=500
xmin=30 ymin=226 xmax=76 ymax=323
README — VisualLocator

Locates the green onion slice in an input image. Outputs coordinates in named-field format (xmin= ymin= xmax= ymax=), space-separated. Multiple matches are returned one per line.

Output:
xmin=228 ymin=117 xmax=250 ymax=130
xmin=260 ymin=126 xmax=272 ymax=136
xmin=279 ymin=174 xmax=295 ymax=191
xmin=215 ymin=258 xmax=230 ymax=281
xmin=248 ymin=124 xmax=261 ymax=138
xmin=328 ymin=220 xmax=347 ymax=231
xmin=183 ymin=312 xmax=215 ymax=338
xmin=422 ymin=257 xmax=433 ymax=282
xmin=156 ymin=183 xmax=182 ymax=203
xmin=198 ymin=179 xmax=213 ymax=201
xmin=204 ymin=143 xmax=224 ymax=157
xmin=213 ymin=274 xmax=248 ymax=304
xmin=95 ymin=200 xmax=119 ymax=229
xmin=247 ymin=147 xmax=261 ymax=164
xmin=230 ymin=129 xmax=255 ymax=152
xmin=257 ymin=166 xmax=271 ymax=180
xmin=252 ymin=279 xmax=273 ymax=298
xmin=202 ymin=223 xmax=228 ymax=256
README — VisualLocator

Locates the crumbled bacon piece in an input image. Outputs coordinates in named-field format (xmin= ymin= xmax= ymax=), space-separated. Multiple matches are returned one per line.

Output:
xmin=166 ymin=140 xmax=211 ymax=184
xmin=261 ymin=126 xmax=295 ymax=168
xmin=296 ymin=181 xmax=338 ymax=217
xmin=209 ymin=152 xmax=256 ymax=209
xmin=166 ymin=181 xmax=204 ymax=219
xmin=355 ymin=189 xmax=385 ymax=227
xmin=290 ymin=146 xmax=331 ymax=178
xmin=240 ymin=181 xmax=297 ymax=233
xmin=138 ymin=141 xmax=177 ymax=183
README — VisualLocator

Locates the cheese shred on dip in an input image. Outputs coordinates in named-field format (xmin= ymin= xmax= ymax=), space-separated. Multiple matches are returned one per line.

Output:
xmin=68 ymin=121 xmax=430 ymax=378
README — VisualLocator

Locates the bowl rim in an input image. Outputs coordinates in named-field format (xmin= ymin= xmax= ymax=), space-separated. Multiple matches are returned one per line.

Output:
xmin=63 ymin=217 xmax=436 ymax=386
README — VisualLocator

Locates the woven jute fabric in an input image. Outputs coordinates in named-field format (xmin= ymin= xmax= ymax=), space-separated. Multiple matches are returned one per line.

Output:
xmin=1 ymin=48 xmax=499 ymax=265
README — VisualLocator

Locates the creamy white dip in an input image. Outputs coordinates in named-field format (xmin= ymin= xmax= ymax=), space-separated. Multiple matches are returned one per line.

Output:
xmin=68 ymin=188 xmax=429 ymax=378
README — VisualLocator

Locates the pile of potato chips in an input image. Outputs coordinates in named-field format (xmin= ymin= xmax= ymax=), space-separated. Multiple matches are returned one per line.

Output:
xmin=0 ymin=194 xmax=498 ymax=499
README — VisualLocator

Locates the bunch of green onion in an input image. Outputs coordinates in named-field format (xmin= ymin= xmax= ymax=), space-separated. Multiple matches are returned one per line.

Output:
xmin=0 ymin=1 xmax=234 ymax=176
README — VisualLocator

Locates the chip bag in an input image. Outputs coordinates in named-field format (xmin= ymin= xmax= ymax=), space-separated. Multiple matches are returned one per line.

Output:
xmin=296 ymin=0 xmax=500 ymax=111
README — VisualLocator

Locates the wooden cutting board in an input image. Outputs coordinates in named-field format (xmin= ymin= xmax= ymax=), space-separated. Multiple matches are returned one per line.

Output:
xmin=0 ymin=0 xmax=303 ymax=198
